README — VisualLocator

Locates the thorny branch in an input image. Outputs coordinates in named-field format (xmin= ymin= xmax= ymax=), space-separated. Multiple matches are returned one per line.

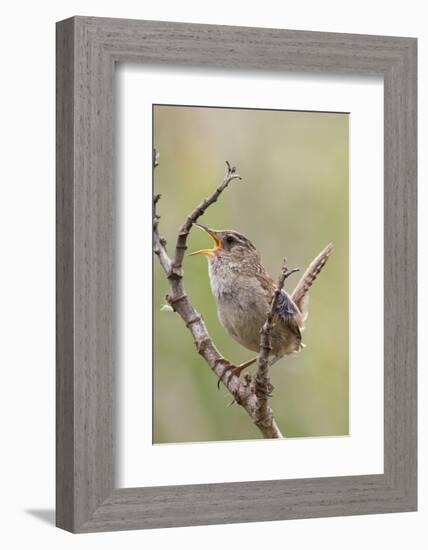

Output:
xmin=153 ymin=150 xmax=286 ymax=438
xmin=254 ymin=261 xmax=299 ymax=437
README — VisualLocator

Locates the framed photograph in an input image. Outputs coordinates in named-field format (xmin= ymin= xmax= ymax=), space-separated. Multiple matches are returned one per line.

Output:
xmin=56 ymin=16 xmax=417 ymax=532
xmin=151 ymin=103 xmax=349 ymax=446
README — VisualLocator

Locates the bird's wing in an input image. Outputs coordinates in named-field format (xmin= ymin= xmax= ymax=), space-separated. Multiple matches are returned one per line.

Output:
xmin=255 ymin=266 xmax=301 ymax=323
xmin=276 ymin=290 xmax=299 ymax=322
xmin=255 ymin=268 xmax=302 ymax=344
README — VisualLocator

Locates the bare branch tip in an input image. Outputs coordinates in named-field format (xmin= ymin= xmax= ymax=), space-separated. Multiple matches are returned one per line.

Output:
xmin=225 ymin=160 xmax=242 ymax=180
xmin=285 ymin=267 xmax=300 ymax=279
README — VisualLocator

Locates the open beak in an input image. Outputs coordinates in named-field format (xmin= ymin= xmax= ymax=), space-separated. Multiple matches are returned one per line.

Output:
xmin=189 ymin=223 xmax=222 ymax=257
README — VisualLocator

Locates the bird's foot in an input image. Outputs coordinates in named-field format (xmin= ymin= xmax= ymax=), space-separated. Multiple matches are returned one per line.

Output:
xmin=255 ymin=376 xmax=275 ymax=398
xmin=216 ymin=357 xmax=258 ymax=389
xmin=216 ymin=361 xmax=241 ymax=390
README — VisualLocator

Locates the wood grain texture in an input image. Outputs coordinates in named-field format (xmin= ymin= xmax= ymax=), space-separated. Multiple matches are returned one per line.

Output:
xmin=56 ymin=16 xmax=417 ymax=532
xmin=56 ymin=17 xmax=75 ymax=532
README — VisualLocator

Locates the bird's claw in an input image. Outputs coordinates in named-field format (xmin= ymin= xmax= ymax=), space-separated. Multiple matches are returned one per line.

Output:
xmin=216 ymin=357 xmax=258 ymax=389
xmin=256 ymin=381 xmax=275 ymax=398
xmin=216 ymin=362 xmax=245 ymax=390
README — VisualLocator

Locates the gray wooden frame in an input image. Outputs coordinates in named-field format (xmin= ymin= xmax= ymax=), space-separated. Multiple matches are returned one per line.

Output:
xmin=56 ymin=16 xmax=417 ymax=533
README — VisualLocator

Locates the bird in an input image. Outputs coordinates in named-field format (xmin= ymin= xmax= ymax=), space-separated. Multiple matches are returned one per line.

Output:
xmin=189 ymin=223 xmax=333 ymax=381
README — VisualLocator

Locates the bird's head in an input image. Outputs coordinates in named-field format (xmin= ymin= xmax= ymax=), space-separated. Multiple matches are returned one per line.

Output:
xmin=189 ymin=223 xmax=259 ymax=265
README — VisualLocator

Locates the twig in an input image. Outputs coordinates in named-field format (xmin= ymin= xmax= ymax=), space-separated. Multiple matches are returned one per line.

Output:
xmin=153 ymin=151 xmax=282 ymax=439
xmin=254 ymin=260 xmax=298 ymax=438
xmin=171 ymin=161 xmax=241 ymax=277
xmin=153 ymin=191 xmax=172 ymax=274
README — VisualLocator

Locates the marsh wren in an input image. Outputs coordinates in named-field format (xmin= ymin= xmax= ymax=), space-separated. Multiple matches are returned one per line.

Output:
xmin=189 ymin=223 xmax=333 ymax=378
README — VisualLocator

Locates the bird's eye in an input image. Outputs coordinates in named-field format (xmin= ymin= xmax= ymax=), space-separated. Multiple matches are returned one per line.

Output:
xmin=225 ymin=235 xmax=235 ymax=245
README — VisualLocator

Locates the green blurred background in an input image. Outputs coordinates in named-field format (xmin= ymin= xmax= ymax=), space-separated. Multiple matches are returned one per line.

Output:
xmin=153 ymin=105 xmax=349 ymax=443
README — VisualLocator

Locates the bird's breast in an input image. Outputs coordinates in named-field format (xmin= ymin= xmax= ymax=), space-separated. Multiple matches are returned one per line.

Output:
xmin=208 ymin=262 xmax=270 ymax=352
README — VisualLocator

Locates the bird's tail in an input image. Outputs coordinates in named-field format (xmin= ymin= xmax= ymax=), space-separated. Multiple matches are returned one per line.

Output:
xmin=291 ymin=243 xmax=334 ymax=316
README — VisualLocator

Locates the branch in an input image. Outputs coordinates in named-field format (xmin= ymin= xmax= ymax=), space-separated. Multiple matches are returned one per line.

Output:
xmin=171 ymin=160 xmax=242 ymax=277
xmin=153 ymin=193 xmax=172 ymax=273
xmin=254 ymin=260 xmax=298 ymax=438
xmin=153 ymin=151 xmax=282 ymax=439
